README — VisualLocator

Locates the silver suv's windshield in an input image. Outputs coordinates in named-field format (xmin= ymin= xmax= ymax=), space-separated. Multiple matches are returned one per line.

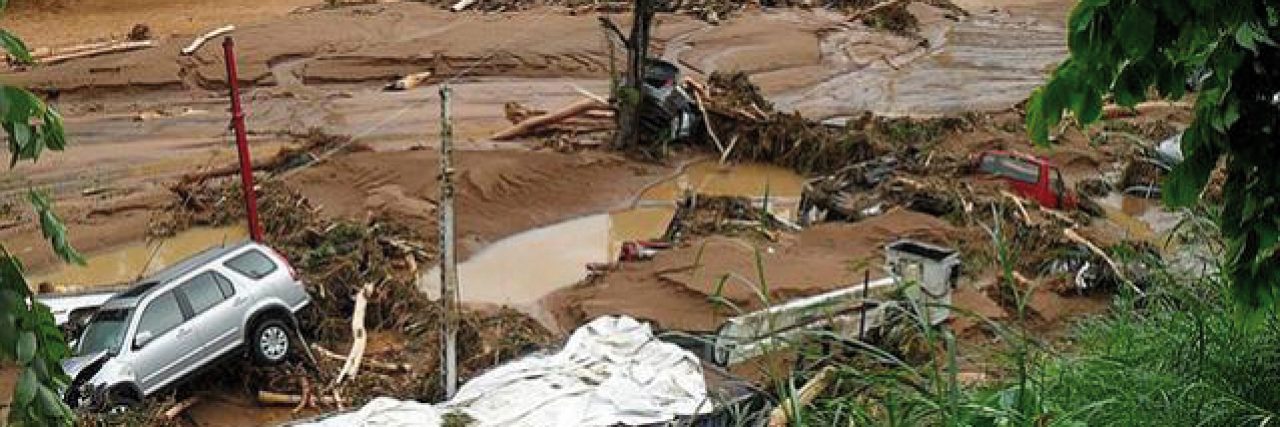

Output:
xmin=76 ymin=308 xmax=132 ymax=356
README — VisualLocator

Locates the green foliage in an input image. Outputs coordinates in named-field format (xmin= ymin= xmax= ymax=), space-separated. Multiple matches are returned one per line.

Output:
xmin=808 ymin=209 xmax=1280 ymax=426
xmin=1025 ymin=0 xmax=1280 ymax=313
xmin=1 ymin=250 xmax=76 ymax=425
xmin=0 ymin=4 xmax=79 ymax=425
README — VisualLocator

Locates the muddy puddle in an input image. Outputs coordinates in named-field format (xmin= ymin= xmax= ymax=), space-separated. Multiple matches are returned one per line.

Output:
xmin=30 ymin=226 xmax=247 ymax=291
xmin=422 ymin=162 xmax=804 ymax=329
xmin=1097 ymin=194 xmax=1181 ymax=244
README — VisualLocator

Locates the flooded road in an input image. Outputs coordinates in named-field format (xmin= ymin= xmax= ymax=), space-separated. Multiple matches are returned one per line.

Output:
xmin=30 ymin=226 xmax=247 ymax=291
xmin=1097 ymin=194 xmax=1182 ymax=244
xmin=421 ymin=161 xmax=804 ymax=329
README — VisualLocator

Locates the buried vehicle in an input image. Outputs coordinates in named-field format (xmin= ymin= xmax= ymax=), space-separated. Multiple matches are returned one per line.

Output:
xmin=61 ymin=240 xmax=310 ymax=411
xmin=973 ymin=150 xmax=1080 ymax=211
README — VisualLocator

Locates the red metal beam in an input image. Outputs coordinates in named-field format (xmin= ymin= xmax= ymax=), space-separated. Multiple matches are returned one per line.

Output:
xmin=222 ymin=36 xmax=264 ymax=242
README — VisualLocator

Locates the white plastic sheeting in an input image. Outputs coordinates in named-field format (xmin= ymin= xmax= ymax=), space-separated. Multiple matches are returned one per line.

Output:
xmin=302 ymin=316 xmax=713 ymax=427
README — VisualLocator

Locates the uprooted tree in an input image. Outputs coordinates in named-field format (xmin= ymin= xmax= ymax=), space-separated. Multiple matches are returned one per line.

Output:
xmin=1 ymin=3 xmax=82 ymax=425
xmin=1026 ymin=0 xmax=1280 ymax=313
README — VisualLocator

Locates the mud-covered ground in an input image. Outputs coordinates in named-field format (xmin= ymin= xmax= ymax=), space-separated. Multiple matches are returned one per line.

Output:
xmin=0 ymin=0 xmax=1189 ymax=424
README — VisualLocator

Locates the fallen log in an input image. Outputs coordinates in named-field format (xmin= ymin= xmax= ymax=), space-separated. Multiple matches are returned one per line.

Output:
xmin=294 ymin=376 xmax=313 ymax=413
xmin=258 ymin=391 xmax=341 ymax=407
xmin=491 ymin=98 xmax=610 ymax=140
xmin=450 ymin=0 xmax=478 ymax=12
xmin=1063 ymin=228 xmax=1145 ymax=297
xmin=163 ymin=396 xmax=201 ymax=421
xmin=27 ymin=40 xmax=119 ymax=60
xmin=40 ymin=40 xmax=155 ymax=65
xmin=1102 ymin=101 xmax=1194 ymax=119
xmin=331 ymin=283 xmax=373 ymax=386
xmin=768 ymin=366 xmax=836 ymax=427
xmin=384 ymin=71 xmax=433 ymax=91
xmin=181 ymin=25 xmax=236 ymax=56
xmin=690 ymin=84 xmax=727 ymax=158
xmin=999 ymin=190 xmax=1034 ymax=226
xmin=311 ymin=344 xmax=413 ymax=373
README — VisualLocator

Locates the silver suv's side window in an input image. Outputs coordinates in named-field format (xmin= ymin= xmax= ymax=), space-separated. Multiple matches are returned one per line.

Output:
xmin=212 ymin=272 xmax=236 ymax=298
xmin=137 ymin=291 xmax=184 ymax=340
xmin=224 ymin=249 xmax=278 ymax=280
xmin=178 ymin=272 xmax=230 ymax=316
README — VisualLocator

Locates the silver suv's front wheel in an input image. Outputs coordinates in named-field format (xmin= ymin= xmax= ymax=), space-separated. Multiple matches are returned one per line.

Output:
xmin=251 ymin=318 xmax=293 ymax=365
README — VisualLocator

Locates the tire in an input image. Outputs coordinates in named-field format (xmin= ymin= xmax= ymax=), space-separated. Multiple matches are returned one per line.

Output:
xmin=103 ymin=387 xmax=139 ymax=414
xmin=250 ymin=318 xmax=294 ymax=365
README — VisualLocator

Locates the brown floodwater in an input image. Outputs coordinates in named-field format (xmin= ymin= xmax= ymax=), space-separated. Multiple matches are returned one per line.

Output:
xmin=1098 ymin=194 xmax=1182 ymax=245
xmin=29 ymin=226 xmax=247 ymax=291
xmin=421 ymin=162 xmax=805 ymax=328
xmin=640 ymin=161 xmax=805 ymax=201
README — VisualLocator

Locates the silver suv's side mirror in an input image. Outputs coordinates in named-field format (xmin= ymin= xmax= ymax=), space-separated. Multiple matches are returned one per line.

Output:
xmin=134 ymin=330 xmax=155 ymax=349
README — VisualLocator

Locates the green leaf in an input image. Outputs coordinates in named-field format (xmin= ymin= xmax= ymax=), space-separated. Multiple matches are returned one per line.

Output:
xmin=1073 ymin=88 xmax=1103 ymax=124
xmin=0 ymin=312 xmax=15 ymax=360
xmin=1235 ymin=23 xmax=1260 ymax=53
xmin=1221 ymin=98 xmax=1241 ymax=130
xmin=15 ymin=331 xmax=35 ymax=364
xmin=1025 ymin=88 xmax=1050 ymax=145
xmin=28 ymin=190 xmax=84 ymax=265
xmin=36 ymin=384 xmax=67 ymax=417
xmin=43 ymin=109 xmax=65 ymax=151
xmin=0 ymin=29 xmax=30 ymax=63
xmin=13 ymin=367 xmax=37 ymax=408
xmin=1117 ymin=6 xmax=1156 ymax=58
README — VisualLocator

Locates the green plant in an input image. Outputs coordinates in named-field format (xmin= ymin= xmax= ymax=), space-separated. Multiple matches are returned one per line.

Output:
xmin=1 ymin=3 xmax=82 ymax=424
xmin=1024 ymin=0 xmax=1280 ymax=313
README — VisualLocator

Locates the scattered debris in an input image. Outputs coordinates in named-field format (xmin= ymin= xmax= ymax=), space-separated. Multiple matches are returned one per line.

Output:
xmin=492 ymin=97 xmax=612 ymax=140
xmin=384 ymin=71 xmax=433 ymax=91
xmin=181 ymin=25 xmax=236 ymax=56
xmin=31 ymin=40 xmax=156 ymax=65
xmin=127 ymin=23 xmax=152 ymax=41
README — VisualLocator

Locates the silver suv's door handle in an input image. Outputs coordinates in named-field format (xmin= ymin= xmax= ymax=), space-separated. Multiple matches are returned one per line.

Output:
xmin=177 ymin=326 xmax=193 ymax=337
xmin=233 ymin=296 xmax=248 ymax=307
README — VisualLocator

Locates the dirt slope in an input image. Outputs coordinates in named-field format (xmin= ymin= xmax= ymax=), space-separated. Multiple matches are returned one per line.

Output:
xmin=546 ymin=209 xmax=959 ymax=332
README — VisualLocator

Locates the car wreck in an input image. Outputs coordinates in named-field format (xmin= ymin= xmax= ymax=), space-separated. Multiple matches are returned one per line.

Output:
xmin=59 ymin=241 xmax=310 ymax=412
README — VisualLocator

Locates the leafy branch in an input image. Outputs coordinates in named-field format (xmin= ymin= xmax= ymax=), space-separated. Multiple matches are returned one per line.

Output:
xmin=0 ymin=3 xmax=81 ymax=425
xmin=1026 ymin=0 xmax=1280 ymax=314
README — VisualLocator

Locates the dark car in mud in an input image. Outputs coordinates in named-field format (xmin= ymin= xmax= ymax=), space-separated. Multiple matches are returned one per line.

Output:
xmin=638 ymin=59 xmax=701 ymax=142
xmin=61 ymin=241 xmax=310 ymax=412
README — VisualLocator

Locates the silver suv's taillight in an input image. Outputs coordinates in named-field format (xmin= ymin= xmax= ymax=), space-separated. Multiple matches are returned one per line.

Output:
xmin=265 ymin=246 xmax=299 ymax=280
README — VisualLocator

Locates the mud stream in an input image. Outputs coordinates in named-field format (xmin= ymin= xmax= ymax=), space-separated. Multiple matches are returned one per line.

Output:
xmin=420 ymin=161 xmax=803 ymax=330
xmin=30 ymin=226 xmax=247 ymax=291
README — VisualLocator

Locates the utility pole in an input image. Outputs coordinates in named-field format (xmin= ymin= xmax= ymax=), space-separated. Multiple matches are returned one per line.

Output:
xmin=437 ymin=84 xmax=460 ymax=399
xmin=222 ymin=36 xmax=263 ymax=242
xmin=614 ymin=0 xmax=655 ymax=149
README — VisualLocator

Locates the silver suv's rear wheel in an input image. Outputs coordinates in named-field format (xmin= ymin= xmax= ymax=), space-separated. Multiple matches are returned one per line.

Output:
xmin=251 ymin=318 xmax=292 ymax=365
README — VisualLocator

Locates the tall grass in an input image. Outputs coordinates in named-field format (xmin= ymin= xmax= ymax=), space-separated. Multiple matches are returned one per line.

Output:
xmin=799 ymin=206 xmax=1280 ymax=426
xmin=688 ymin=195 xmax=1280 ymax=426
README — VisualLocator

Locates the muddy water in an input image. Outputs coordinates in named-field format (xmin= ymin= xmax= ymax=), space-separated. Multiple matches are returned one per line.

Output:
xmin=640 ymin=161 xmax=805 ymax=201
xmin=421 ymin=162 xmax=804 ymax=329
xmin=30 ymin=226 xmax=247 ymax=291
xmin=1097 ymin=194 xmax=1181 ymax=243
xmin=421 ymin=208 xmax=676 ymax=327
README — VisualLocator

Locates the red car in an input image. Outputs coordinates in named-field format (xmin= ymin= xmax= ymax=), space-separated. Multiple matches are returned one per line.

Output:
xmin=973 ymin=150 xmax=1079 ymax=211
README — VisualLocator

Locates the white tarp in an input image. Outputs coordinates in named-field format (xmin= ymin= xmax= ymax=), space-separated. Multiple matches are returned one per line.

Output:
xmin=302 ymin=316 xmax=713 ymax=427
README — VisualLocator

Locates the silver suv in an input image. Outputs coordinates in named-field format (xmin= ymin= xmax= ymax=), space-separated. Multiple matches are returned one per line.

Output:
xmin=60 ymin=241 xmax=311 ymax=410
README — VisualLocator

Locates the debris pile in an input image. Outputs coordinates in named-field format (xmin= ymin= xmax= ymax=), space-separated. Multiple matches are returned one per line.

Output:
xmin=154 ymin=174 xmax=555 ymax=406
xmin=666 ymin=194 xmax=794 ymax=241
xmin=495 ymin=100 xmax=615 ymax=150
xmin=696 ymin=72 xmax=880 ymax=174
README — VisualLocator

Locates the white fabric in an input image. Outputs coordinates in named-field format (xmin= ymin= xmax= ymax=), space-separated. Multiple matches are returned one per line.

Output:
xmin=302 ymin=316 xmax=712 ymax=427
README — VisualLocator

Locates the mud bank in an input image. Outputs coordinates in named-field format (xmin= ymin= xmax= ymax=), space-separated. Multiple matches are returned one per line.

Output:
xmin=545 ymin=209 xmax=959 ymax=332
